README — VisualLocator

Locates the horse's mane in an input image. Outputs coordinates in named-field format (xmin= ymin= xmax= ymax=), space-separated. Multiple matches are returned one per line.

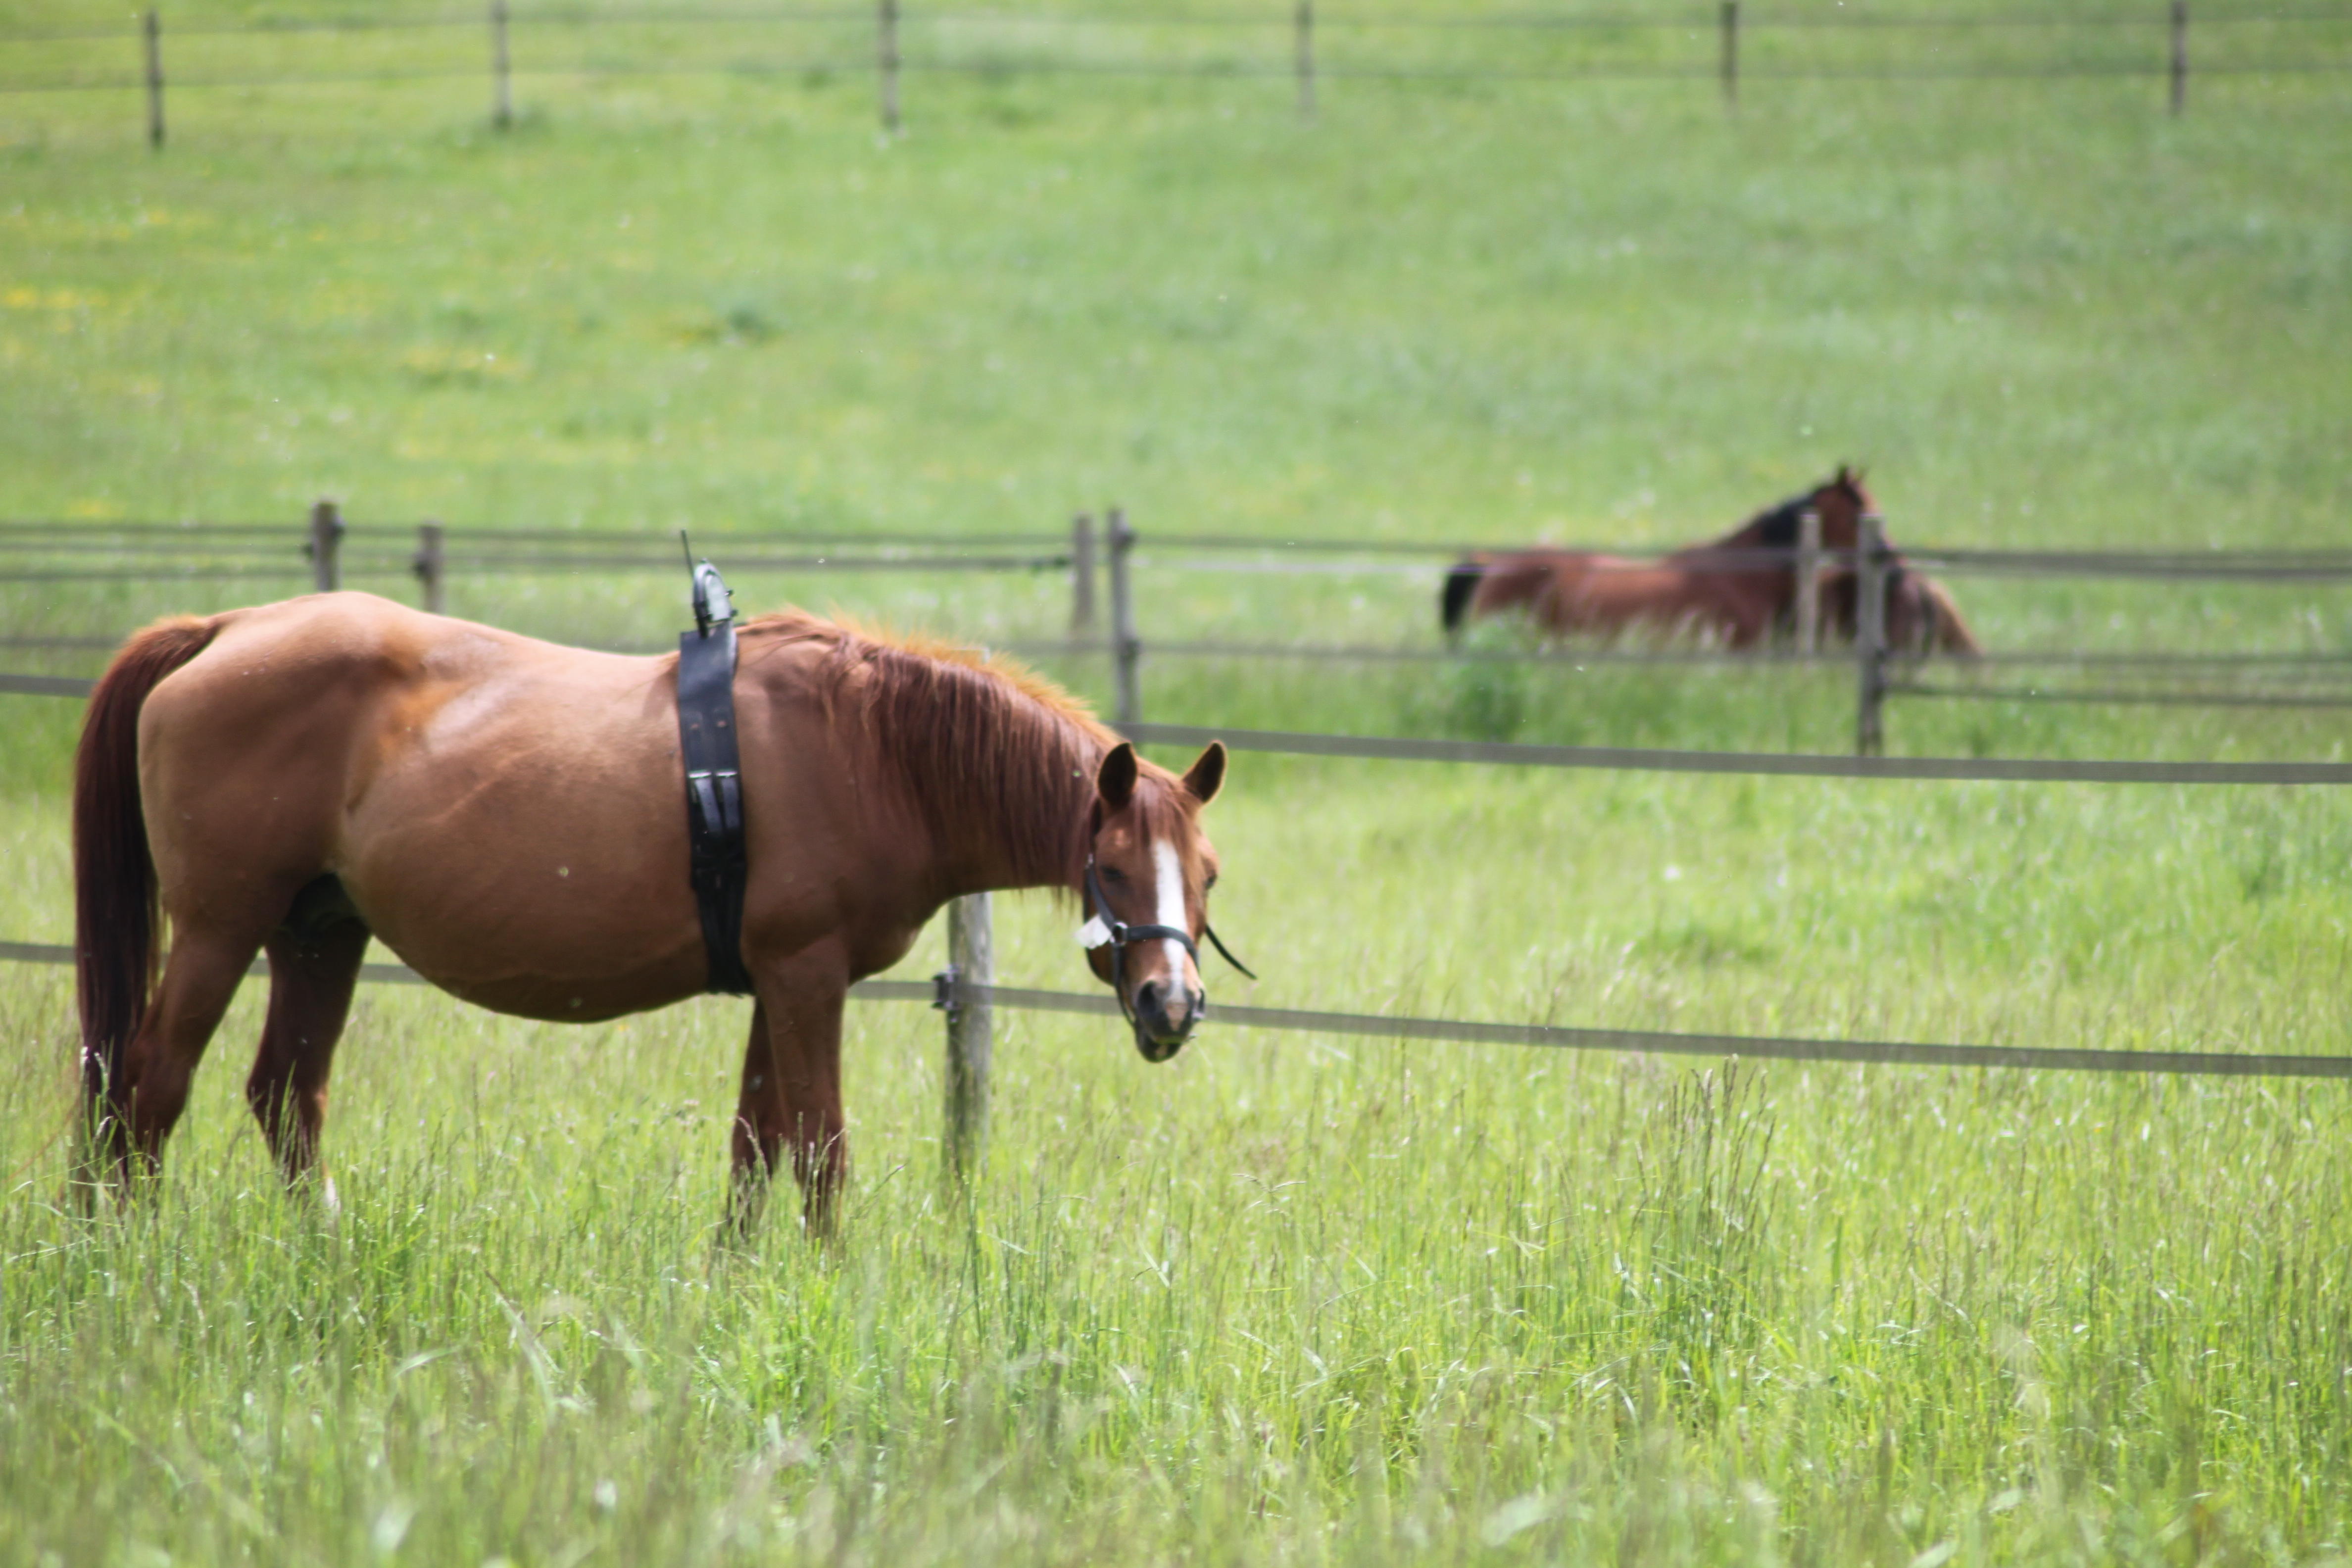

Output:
xmin=1701 ymin=471 xmax=1869 ymax=554
xmin=735 ymin=610 xmax=1189 ymax=887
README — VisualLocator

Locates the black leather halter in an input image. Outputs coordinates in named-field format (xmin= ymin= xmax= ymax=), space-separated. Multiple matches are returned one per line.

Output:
xmin=676 ymin=555 xmax=754 ymax=996
xmin=1082 ymin=855 xmax=1255 ymax=1024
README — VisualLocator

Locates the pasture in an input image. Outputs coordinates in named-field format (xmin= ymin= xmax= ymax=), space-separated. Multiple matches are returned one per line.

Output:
xmin=3 ymin=7 xmax=2352 ymax=1564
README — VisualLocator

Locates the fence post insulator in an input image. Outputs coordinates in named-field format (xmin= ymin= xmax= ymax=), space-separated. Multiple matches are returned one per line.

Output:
xmin=1109 ymin=507 xmax=1140 ymax=726
xmin=941 ymin=892 xmax=992 ymax=1181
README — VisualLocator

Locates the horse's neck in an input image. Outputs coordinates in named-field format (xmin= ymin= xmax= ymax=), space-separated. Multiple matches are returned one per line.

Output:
xmin=1708 ymin=494 xmax=1812 ymax=553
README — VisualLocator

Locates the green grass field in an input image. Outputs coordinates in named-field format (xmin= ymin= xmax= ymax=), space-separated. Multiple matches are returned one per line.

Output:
xmin=4 ymin=8 xmax=2352 ymax=1564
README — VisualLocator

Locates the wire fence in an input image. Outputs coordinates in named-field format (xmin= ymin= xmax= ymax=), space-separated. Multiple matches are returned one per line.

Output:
xmin=4 ymin=507 xmax=2350 ymax=1121
xmin=4 ymin=0 xmax=2349 ymax=139
xmin=1 ymin=939 xmax=2341 ymax=1080
xmin=6 ymin=510 xmax=2352 ymax=727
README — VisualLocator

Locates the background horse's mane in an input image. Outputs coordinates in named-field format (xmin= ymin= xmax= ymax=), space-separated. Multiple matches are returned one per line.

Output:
xmin=737 ymin=611 xmax=1187 ymax=886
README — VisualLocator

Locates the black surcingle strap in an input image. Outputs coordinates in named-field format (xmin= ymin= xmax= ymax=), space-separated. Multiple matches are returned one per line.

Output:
xmin=677 ymin=540 xmax=754 ymax=996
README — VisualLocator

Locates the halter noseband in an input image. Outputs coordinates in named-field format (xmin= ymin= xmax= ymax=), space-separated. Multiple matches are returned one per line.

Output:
xmin=1079 ymin=855 xmax=1256 ymax=1025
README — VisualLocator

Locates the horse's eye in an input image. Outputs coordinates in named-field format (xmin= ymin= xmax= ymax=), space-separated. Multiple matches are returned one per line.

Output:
xmin=1100 ymin=866 xmax=1127 ymax=884
xmin=1204 ymin=872 xmax=1219 ymax=891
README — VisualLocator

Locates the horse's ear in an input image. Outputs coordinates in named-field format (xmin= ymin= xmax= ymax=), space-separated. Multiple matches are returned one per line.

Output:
xmin=1180 ymin=741 xmax=1226 ymax=806
xmin=1096 ymin=742 xmax=1138 ymax=810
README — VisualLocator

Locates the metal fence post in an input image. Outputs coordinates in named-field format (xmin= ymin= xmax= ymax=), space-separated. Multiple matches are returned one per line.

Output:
xmin=308 ymin=499 xmax=344 ymax=593
xmin=1794 ymin=508 xmax=1820 ymax=656
xmin=1855 ymin=513 xmax=1887 ymax=755
xmin=1108 ymin=506 xmax=1140 ymax=726
xmin=1070 ymin=512 xmax=1096 ymax=636
xmin=143 ymin=10 xmax=164 ymax=150
xmin=490 ymin=0 xmax=513 ymax=129
xmin=2169 ymin=0 xmax=2188 ymax=115
xmin=414 ymin=521 xmax=446 ymax=614
xmin=1720 ymin=0 xmax=1739 ymax=109
xmin=1295 ymin=0 xmax=1316 ymax=122
xmin=879 ymin=0 xmax=900 ymax=132
xmin=941 ymin=891 xmax=992 ymax=1181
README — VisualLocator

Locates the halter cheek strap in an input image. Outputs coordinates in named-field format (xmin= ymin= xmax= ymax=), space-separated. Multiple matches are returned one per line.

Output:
xmin=1078 ymin=857 xmax=1256 ymax=1024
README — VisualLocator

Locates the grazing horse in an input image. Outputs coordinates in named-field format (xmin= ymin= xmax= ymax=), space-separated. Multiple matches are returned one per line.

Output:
xmin=1440 ymin=467 xmax=1979 ymax=655
xmin=73 ymin=594 xmax=1232 ymax=1233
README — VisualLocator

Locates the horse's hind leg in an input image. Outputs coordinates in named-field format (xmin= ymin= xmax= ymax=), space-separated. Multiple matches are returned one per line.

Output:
xmin=110 ymin=923 xmax=267 ymax=1186
xmin=246 ymin=896 xmax=370 ymax=1201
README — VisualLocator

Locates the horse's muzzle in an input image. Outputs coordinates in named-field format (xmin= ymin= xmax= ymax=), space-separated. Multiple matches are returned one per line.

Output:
xmin=1131 ymin=978 xmax=1202 ymax=1062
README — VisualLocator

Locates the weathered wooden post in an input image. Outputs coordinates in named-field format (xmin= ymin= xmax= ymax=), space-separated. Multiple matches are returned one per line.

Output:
xmin=1070 ymin=512 xmax=1097 ymax=637
xmin=414 ymin=521 xmax=447 ymax=614
xmin=1719 ymin=0 xmax=1739 ymax=109
xmin=1854 ymin=513 xmax=1887 ymax=755
xmin=143 ymin=10 xmax=165 ymax=150
xmin=490 ymin=0 xmax=513 ymax=129
xmin=940 ymin=892 xmax=993 ymax=1181
xmin=1794 ymin=508 xmax=1820 ymax=656
xmin=878 ymin=0 xmax=901 ymax=133
xmin=2169 ymin=0 xmax=2188 ymax=115
xmin=308 ymin=499 xmax=344 ymax=593
xmin=1787 ymin=510 xmax=1825 ymax=658
xmin=1295 ymin=0 xmax=1316 ymax=122
xmin=1108 ymin=506 xmax=1140 ymax=726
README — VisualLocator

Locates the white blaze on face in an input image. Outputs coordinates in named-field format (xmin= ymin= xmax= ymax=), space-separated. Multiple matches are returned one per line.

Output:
xmin=1150 ymin=837 xmax=1193 ymax=1004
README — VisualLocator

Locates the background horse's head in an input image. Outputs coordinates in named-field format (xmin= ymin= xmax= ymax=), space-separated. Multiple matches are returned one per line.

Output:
xmin=1079 ymin=740 xmax=1230 ymax=1061
xmin=1807 ymin=464 xmax=1877 ymax=549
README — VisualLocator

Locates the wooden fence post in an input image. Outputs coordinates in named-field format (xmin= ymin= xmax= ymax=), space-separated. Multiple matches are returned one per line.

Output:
xmin=1854 ymin=513 xmax=1887 ymax=755
xmin=1295 ymin=0 xmax=1316 ymax=122
xmin=143 ymin=10 xmax=164 ymax=150
xmin=1720 ymin=0 xmax=1738 ymax=109
xmin=414 ymin=521 xmax=446 ymax=614
xmin=1070 ymin=512 xmax=1097 ymax=636
xmin=308 ymin=500 xmax=344 ymax=593
xmin=1794 ymin=508 xmax=1820 ymax=657
xmin=2169 ymin=0 xmax=2188 ymax=115
xmin=941 ymin=891 xmax=992 ymax=1181
xmin=879 ymin=0 xmax=900 ymax=133
xmin=1108 ymin=506 xmax=1140 ymax=726
xmin=490 ymin=0 xmax=512 ymax=129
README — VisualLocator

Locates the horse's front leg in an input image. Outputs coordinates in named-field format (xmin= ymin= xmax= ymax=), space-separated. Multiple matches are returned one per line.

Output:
xmin=727 ymin=944 xmax=849 ymax=1242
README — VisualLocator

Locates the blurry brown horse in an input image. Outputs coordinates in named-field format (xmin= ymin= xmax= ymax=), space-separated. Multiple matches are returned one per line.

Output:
xmin=1440 ymin=468 xmax=1979 ymax=655
xmin=74 ymin=595 xmax=1231 ymax=1233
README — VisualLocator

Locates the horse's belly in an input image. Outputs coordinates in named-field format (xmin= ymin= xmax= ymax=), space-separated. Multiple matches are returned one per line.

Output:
xmin=336 ymin=710 xmax=710 ymax=1020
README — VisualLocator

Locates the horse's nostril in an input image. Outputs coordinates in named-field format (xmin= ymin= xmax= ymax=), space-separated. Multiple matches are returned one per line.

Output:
xmin=1135 ymin=980 xmax=1165 ymax=1015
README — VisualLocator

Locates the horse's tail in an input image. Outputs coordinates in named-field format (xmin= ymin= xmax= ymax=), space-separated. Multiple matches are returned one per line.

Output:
xmin=74 ymin=616 xmax=221 ymax=1122
xmin=1440 ymin=559 xmax=1487 ymax=638
xmin=1920 ymin=575 xmax=1983 ymax=657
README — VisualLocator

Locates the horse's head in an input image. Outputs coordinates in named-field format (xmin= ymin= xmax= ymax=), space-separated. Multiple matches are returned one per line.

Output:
xmin=1078 ymin=740 xmax=1234 ymax=1062
xmin=1808 ymin=464 xmax=1878 ymax=548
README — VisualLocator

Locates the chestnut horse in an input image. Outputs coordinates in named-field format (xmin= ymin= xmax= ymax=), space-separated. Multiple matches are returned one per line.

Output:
xmin=73 ymin=594 xmax=1232 ymax=1233
xmin=1440 ymin=468 xmax=1979 ymax=655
